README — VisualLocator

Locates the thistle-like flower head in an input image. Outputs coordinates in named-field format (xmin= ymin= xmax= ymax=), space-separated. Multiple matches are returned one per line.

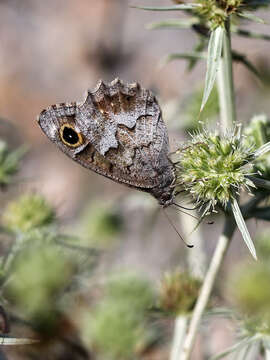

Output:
xmin=173 ymin=128 xmax=255 ymax=211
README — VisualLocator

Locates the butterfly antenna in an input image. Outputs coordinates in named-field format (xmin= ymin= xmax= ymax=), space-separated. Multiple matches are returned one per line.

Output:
xmin=163 ymin=208 xmax=194 ymax=248
xmin=172 ymin=205 xmax=200 ymax=221
xmin=173 ymin=202 xmax=201 ymax=211
xmin=173 ymin=202 xmax=214 ymax=225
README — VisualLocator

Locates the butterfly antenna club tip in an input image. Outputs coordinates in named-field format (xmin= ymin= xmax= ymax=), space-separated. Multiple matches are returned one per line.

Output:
xmin=163 ymin=209 xmax=194 ymax=249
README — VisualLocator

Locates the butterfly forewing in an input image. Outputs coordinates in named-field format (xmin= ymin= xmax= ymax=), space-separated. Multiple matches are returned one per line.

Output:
xmin=38 ymin=79 xmax=175 ymax=206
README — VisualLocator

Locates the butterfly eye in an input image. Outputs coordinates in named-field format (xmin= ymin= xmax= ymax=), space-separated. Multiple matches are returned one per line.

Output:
xmin=59 ymin=124 xmax=83 ymax=148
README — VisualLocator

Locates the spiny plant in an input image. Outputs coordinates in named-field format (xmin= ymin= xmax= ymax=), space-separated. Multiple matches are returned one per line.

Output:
xmin=219 ymin=234 xmax=270 ymax=359
xmin=135 ymin=0 xmax=270 ymax=258
xmin=0 ymin=143 xmax=101 ymax=347
xmin=134 ymin=0 xmax=270 ymax=358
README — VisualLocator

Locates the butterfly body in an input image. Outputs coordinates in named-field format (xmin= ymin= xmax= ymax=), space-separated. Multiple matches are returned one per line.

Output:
xmin=38 ymin=79 xmax=175 ymax=206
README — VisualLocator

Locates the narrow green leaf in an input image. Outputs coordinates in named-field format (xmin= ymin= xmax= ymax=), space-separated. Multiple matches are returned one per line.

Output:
xmin=247 ymin=176 xmax=270 ymax=191
xmin=131 ymin=4 xmax=201 ymax=11
xmin=252 ymin=207 xmax=270 ymax=221
xmin=231 ymin=198 xmax=257 ymax=260
xmin=204 ymin=307 xmax=237 ymax=319
xmin=234 ymin=28 xmax=270 ymax=41
xmin=147 ymin=18 xmax=198 ymax=30
xmin=238 ymin=12 xmax=266 ymax=24
xmin=238 ymin=341 xmax=261 ymax=360
xmin=160 ymin=52 xmax=206 ymax=66
xmin=265 ymin=348 xmax=270 ymax=360
xmin=247 ymin=0 xmax=270 ymax=5
xmin=210 ymin=335 xmax=260 ymax=360
xmin=232 ymin=51 xmax=262 ymax=81
xmin=188 ymin=37 xmax=208 ymax=71
xmin=253 ymin=141 xmax=270 ymax=158
xmin=0 ymin=336 xmax=39 ymax=345
xmin=263 ymin=338 xmax=270 ymax=351
xmin=200 ymin=27 xmax=224 ymax=113
xmin=56 ymin=235 xmax=101 ymax=255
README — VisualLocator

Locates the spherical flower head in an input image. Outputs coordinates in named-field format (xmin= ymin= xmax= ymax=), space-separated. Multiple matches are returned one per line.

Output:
xmin=195 ymin=0 xmax=243 ymax=28
xmin=2 ymin=193 xmax=55 ymax=233
xmin=173 ymin=129 xmax=255 ymax=211
xmin=183 ymin=0 xmax=269 ymax=29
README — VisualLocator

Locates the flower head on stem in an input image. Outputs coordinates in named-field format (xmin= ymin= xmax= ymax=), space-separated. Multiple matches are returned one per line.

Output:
xmin=173 ymin=128 xmax=255 ymax=213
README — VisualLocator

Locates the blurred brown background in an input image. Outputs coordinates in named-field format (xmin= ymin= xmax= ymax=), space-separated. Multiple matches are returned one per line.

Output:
xmin=1 ymin=1 xmax=270 ymax=359
xmin=0 ymin=0 xmax=270 ymax=337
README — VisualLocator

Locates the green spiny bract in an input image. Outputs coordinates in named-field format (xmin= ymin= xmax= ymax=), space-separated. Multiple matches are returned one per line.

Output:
xmin=192 ymin=0 xmax=242 ymax=28
xmin=173 ymin=129 xmax=255 ymax=211
xmin=173 ymin=0 xmax=268 ymax=28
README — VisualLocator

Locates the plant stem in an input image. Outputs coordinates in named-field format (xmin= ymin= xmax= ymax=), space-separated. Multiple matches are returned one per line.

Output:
xmin=169 ymin=213 xmax=207 ymax=359
xmin=178 ymin=17 xmax=237 ymax=359
xmin=265 ymin=348 xmax=270 ymax=360
xmin=179 ymin=217 xmax=235 ymax=359
xmin=217 ymin=19 xmax=236 ymax=132
xmin=170 ymin=316 xmax=188 ymax=360
xmin=179 ymin=212 xmax=207 ymax=279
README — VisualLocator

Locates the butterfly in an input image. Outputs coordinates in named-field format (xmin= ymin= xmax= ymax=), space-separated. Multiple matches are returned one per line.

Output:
xmin=38 ymin=79 xmax=175 ymax=207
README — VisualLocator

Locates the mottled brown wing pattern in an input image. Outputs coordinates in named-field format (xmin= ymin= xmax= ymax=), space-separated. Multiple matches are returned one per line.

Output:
xmin=38 ymin=79 xmax=174 ymax=206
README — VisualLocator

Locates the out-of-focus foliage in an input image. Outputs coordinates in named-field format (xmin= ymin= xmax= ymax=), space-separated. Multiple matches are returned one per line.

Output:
xmin=80 ymin=201 xmax=124 ymax=248
xmin=244 ymin=114 xmax=270 ymax=179
xmin=0 ymin=140 xmax=26 ymax=188
xmin=256 ymin=231 xmax=270 ymax=260
xmin=165 ymin=85 xmax=219 ymax=132
xmin=4 ymin=242 xmax=76 ymax=326
xmin=228 ymin=232 xmax=270 ymax=334
xmin=2 ymin=193 xmax=55 ymax=233
xmin=231 ymin=263 xmax=270 ymax=323
xmin=158 ymin=270 xmax=201 ymax=315
xmin=82 ymin=273 xmax=155 ymax=360
xmin=216 ymin=232 xmax=270 ymax=359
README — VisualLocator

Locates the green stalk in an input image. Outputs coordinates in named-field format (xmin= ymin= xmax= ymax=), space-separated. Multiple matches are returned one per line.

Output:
xmin=178 ymin=18 xmax=237 ymax=359
xmin=179 ymin=217 xmax=235 ymax=359
xmin=247 ymin=176 xmax=270 ymax=191
xmin=217 ymin=19 xmax=236 ymax=132
xmin=265 ymin=349 xmax=270 ymax=360
xmin=170 ymin=213 xmax=206 ymax=359
xmin=170 ymin=316 xmax=188 ymax=360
